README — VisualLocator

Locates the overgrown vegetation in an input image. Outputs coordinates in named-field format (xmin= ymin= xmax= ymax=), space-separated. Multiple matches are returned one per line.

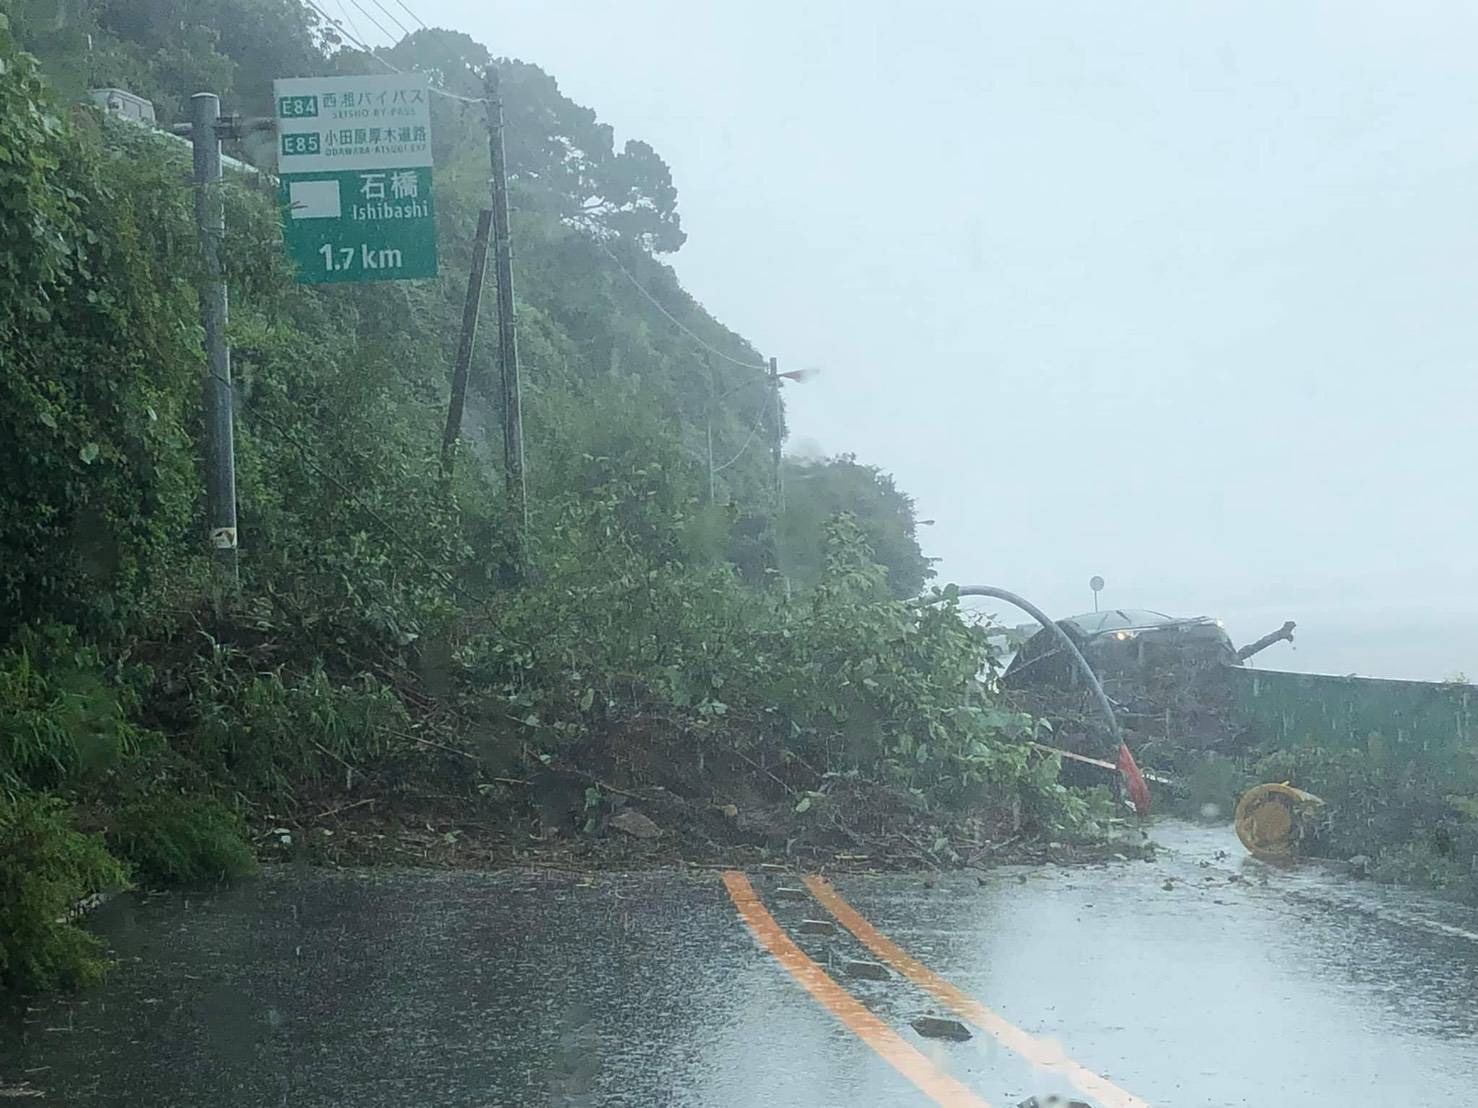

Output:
xmin=0 ymin=3 xmax=1085 ymax=991
xmin=1254 ymin=745 xmax=1478 ymax=895
xmin=0 ymin=795 xmax=127 ymax=991
xmin=107 ymin=795 xmax=258 ymax=885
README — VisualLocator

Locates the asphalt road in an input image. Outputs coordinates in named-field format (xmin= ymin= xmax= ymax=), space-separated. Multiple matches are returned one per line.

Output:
xmin=3 ymin=821 xmax=1477 ymax=1106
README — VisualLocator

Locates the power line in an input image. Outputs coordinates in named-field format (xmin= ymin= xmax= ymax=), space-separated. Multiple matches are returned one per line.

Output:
xmin=301 ymin=0 xmax=487 ymax=103
xmin=344 ymin=0 xmax=398 ymax=45
xmin=364 ymin=0 xmax=413 ymax=39
xmin=391 ymin=0 xmax=429 ymax=29
xmin=330 ymin=0 xmax=367 ymax=45
xmin=305 ymin=0 xmax=374 ymax=52
xmin=597 ymin=241 xmax=768 ymax=372
xmin=713 ymin=403 xmax=769 ymax=473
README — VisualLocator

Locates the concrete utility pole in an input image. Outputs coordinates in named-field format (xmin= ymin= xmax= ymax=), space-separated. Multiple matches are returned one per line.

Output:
xmin=190 ymin=92 xmax=239 ymax=587
xmin=769 ymin=356 xmax=784 ymax=514
xmin=769 ymin=356 xmax=790 ymax=599
xmin=442 ymin=208 xmax=494 ymax=477
xmin=483 ymin=66 xmax=526 ymax=530
xmin=706 ymin=417 xmax=717 ymax=503
xmin=704 ymin=354 xmax=717 ymax=503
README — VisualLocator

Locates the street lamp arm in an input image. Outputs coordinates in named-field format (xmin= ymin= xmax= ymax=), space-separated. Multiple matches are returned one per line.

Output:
xmin=916 ymin=584 xmax=1123 ymax=745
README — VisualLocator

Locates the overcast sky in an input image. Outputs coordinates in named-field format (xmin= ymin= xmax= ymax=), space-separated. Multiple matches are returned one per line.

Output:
xmin=409 ymin=0 xmax=1478 ymax=679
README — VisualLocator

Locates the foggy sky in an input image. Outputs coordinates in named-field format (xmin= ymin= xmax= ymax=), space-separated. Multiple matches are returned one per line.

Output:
xmin=417 ymin=0 xmax=1478 ymax=680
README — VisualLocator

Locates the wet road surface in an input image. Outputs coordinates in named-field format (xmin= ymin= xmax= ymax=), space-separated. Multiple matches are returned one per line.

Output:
xmin=3 ymin=821 xmax=1477 ymax=1106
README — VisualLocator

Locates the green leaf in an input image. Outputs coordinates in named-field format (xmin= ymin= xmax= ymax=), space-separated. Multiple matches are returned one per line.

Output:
xmin=78 ymin=442 xmax=98 ymax=464
xmin=794 ymin=795 xmax=812 ymax=813
xmin=38 ymin=410 xmax=56 ymax=429
xmin=579 ymin=687 xmax=594 ymax=711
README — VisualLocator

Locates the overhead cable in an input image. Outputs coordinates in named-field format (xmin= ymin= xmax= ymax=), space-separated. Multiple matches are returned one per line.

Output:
xmin=364 ymin=0 xmax=414 ymax=40
xmin=713 ymin=404 xmax=770 ymax=473
xmin=344 ymin=0 xmax=398 ymax=45
xmin=391 ymin=0 xmax=430 ymax=29
xmin=597 ymin=241 xmax=768 ymax=372
xmin=301 ymin=0 xmax=487 ymax=103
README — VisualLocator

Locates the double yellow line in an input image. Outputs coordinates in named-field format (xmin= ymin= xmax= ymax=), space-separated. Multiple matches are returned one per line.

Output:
xmin=723 ymin=871 xmax=1151 ymax=1108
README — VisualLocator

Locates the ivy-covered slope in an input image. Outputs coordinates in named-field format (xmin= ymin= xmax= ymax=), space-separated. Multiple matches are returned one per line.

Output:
xmin=0 ymin=3 xmax=1093 ymax=992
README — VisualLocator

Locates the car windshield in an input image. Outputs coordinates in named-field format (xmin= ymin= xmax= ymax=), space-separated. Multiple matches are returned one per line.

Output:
xmin=1065 ymin=609 xmax=1179 ymax=635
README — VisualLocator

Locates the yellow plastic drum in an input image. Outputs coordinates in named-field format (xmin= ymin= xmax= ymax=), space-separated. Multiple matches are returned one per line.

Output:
xmin=1234 ymin=783 xmax=1324 ymax=859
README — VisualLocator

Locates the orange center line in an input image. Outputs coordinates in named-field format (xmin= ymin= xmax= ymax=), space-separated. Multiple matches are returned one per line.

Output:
xmin=721 ymin=871 xmax=992 ymax=1108
xmin=803 ymin=875 xmax=1152 ymax=1108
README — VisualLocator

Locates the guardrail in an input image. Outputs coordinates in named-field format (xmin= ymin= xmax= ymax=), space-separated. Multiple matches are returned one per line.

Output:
xmin=1229 ymin=666 xmax=1475 ymax=761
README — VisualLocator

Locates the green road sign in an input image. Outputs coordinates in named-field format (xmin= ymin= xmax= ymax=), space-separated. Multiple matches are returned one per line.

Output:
xmin=278 ymin=167 xmax=437 ymax=282
xmin=272 ymin=74 xmax=437 ymax=284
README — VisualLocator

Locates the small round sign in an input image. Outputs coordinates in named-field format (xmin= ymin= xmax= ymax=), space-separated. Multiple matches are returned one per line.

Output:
xmin=1089 ymin=575 xmax=1104 ymax=593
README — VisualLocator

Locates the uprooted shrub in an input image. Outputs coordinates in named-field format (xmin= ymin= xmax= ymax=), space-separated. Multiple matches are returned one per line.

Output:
xmin=107 ymin=793 xmax=259 ymax=886
xmin=0 ymin=794 xmax=128 ymax=992
xmin=464 ymin=472 xmax=1079 ymax=835
xmin=180 ymin=651 xmax=413 ymax=805
xmin=0 ymin=624 xmax=150 ymax=795
xmin=1256 ymin=744 xmax=1478 ymax=893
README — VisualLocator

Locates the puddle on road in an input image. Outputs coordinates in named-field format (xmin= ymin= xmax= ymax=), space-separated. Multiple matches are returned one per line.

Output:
xmin=832 ymin=819 xmax=1478 ymax=1106
xmin=4 ymin=826 xmax=1478 ymax=1107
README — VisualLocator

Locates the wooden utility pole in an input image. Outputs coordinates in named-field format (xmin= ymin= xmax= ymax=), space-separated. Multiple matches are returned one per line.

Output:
xmin=484 ymin=65 xmax=526 ymax=528
xmin=441 ymin=208 xmax=494 ymax=477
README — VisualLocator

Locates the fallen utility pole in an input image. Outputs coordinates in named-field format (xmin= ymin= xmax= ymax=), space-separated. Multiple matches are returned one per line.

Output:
xmin=484 ymin=65 xmax=526 ymax=532
xmin=441 ymin=208 xmax=494 ymax=477
xmin=189 ymin=92 xmax=239 ymax=588
xmin=1237 ymin=620 xmax=1297 ymax=661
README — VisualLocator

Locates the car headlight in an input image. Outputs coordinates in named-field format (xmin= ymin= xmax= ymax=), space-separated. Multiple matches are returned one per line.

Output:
xmin=1114 ymin=630 xmax=1138 ymax=641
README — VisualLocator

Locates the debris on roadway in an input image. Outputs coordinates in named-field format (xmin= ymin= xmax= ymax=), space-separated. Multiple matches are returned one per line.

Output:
xmin=608 ymin=809 xmax=662 ymax=840
xmin=910 ymin=1015 xmax=973 ymax=1042
xmin=1234 ymin=782 xmax=1324 ymax=859
xmin=840 ymin=959 xmax=890 ymax=981
xmin=796 ymin=919 xmax=839 ymax=936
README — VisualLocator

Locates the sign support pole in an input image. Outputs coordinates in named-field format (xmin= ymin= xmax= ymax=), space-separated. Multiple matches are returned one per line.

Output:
xmin=190 ymin=92 xmax=239 ymax=588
